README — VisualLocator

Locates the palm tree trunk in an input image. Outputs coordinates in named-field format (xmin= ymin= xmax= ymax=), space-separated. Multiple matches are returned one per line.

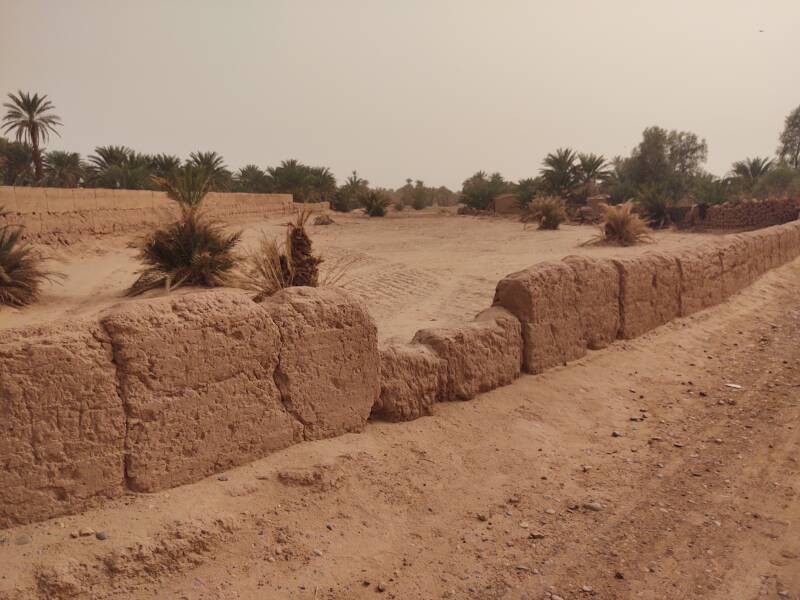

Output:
xmin=31 ymin=129 xmax=43 ymax=182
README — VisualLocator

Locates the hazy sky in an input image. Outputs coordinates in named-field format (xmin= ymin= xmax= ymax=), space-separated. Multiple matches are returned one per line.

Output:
xmin=2 ymin=0 xmax=799 ymax=189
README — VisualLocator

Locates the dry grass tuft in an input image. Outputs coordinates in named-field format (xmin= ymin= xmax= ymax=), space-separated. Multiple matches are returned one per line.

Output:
xmin=239 ymin=208 xmax=329 ymax=300
xmin=596 ymin=201 xmax=652 ymax=246
xmin=521 ymin=197 xmax=567 ymax=230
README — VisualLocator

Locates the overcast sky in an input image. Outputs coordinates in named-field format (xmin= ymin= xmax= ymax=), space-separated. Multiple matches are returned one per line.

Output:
xmin=2 ymin=0 xmax=799 ymax=189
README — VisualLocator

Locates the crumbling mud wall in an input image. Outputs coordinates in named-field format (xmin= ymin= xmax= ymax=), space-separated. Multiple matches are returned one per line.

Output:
xmin=3 ymin=220 xmax=800 ymax=529
xmin=0 ymin=287 xmax=378 ymax=526
xmin=493 ymin=220 xmax=800 ymax=378
xmin=687 ymin=197 xmax=799 ymax=230
xmin=0 ymin=186 xmax=295 ymax=242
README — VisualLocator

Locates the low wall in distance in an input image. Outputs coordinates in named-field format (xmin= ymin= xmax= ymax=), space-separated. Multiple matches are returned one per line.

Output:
xmin=687 ymin=197 xmax=799 ymax=230
xmin=0 ymin=186 xmax=297 ymax=242
xmin=2 ymin=220 xmax=800 ymax=528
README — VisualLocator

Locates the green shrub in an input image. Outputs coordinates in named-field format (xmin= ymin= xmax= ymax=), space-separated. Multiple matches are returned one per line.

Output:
xmin=361 ymin=190 xmax=391 ymax=217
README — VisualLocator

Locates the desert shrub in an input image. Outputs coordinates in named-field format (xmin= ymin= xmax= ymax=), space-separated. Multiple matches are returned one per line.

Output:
xmin=0 ymin=210 xmax=57 ymax=306
xmin=394 ymin=201 xmax=405 ymax=211
xmin=129 ymin=213 xmax=241 ymax=295
xmin=239 ymin=209 xmax=323 ymax=300
xmin=635 ymin=185 xmax=674 ymax=228
xmin=598 ymin=201 xmax=651 ymax=246
xmin=522 ymin=197 xmax=566 ymax=230
xmin=361 ymin=189 xmax=391 ymax=217
xmin=129 ymin=165 xmax=242 ymax=294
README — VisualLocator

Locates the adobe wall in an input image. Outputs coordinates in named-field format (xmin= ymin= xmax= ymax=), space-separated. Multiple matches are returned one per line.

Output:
xmin=0 ymin=287 xmax=378 ymax=527
xmin=687 ymin=197 xmax=799 ymax=230
xmin=2 ymin=220 xmax=800 ymax=529
xmin=0 ymin=186 xmax=296 ymax=242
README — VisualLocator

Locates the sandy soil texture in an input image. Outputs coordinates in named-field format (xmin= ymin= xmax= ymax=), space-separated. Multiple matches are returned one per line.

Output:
xmin=0 ymin=209 xmax=717 ymax=341
xmin=1 ymin=243 xmax=798 ymax=599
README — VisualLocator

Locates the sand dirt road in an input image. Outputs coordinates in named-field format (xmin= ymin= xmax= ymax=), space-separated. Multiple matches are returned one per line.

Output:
xmin=1 ymin=239 xmax=798 ymax=599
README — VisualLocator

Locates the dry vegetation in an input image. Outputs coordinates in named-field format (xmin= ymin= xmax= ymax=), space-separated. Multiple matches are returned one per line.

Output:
xmin=596 ymin=201 xmax=652 ymax=246
xmin=521 ymin=196 xmax=567 ymax=230
xmin=238 ymin=209 xmax=323 ymax=300
xmin=0 ymin=209 xmax=58 ymax=306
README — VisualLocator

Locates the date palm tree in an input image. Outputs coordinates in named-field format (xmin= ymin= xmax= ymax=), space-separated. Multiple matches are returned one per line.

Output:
xmin=0 ymin=139 xmax=34 ymax=185
xmin=730 ymin=157 xmax=773 ymax=183
xmin=540 ymin=148 xmax=580 ymax=199
xmin=2 ymin=91 xmax=62 ymax=182
xmin=188 ymin=151 xmax=231 ymax=191
xmin=44 ymin=150 xmax=83 ymax=187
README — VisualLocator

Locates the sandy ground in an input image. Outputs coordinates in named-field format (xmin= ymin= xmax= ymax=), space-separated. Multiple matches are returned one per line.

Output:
xmin=1 ymin=246 xmax=798 ymax=599
xmin=0 ymin=209 xmax=718 ymax=341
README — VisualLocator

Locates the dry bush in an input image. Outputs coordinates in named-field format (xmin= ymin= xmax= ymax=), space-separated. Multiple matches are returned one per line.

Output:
xmin=597 ymin=201 xmax=651 ymax=246
xmin=238 ymin=209 xmax=325 ymax=300
xmin=0 ymin=211 xmax=59 ymax=306
xmin=313 ymin=214 xmax=335 ymax=225
xmin=521 ymin=197 xmax=567 ymax=230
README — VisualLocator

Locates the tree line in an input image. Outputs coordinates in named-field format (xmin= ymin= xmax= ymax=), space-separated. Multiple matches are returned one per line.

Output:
xmin=2 ymin=90 xmax=799 ymax=214
xmin=461 ymin=107 xmax=800 ymax=213
xmin=0 ymin=90 xmax=455 ymax=210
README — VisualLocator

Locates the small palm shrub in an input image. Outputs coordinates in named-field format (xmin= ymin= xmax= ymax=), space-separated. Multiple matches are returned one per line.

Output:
xmin=129 ymin=214 xmax=241 ymax=294
xmin=129 ymin=166 xmax=242 ymax=295
xmin=598 ymin=202 xmax=651 ymax=246
xmin=361 ymin=190 xmax=391 ymax=217
xmin=636 ymin=185 xmax=674 ymax=228
xmin=0 ymin=211 xmax=56 ymax=306
xmin=238 ymin=209 xmax=323 ymax=300
xmin=522 ymin=197 xmax=567 ymax=230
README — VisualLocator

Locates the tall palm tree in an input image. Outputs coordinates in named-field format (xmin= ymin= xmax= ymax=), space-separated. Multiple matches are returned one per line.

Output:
xmin=44 ymin=150 xmax=83 ymax=187
xmin=1 ymin=91 xmax=62 ymax=182
xmin=540 ymin=148 xmax=580 ymax=199
xmin=188 ymin=151 xmax=230 ymax=191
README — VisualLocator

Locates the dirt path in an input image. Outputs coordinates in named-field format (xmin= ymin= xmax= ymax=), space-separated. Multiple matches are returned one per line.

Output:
xmin=2 ymin=259 xmax=798 ymax=599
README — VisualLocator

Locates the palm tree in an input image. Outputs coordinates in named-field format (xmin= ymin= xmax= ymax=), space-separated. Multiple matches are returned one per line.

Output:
xmin=2 ymin=91 xmax=62 ymax=182
xmin=87 ymin=146 xmax=152 ymax=189
xmin=234 ymin=164 xmax=271 ymax=193
xmin=188 ymin=151 xmax=230 ymax=191
xmin=149 ymin=153 xmax=182 ymax=180
xmin=88 ymin=145 xmax=133 ymax=171
xmin=730 ymin=157 xmax=773 ymax=183
xmin=0 ymin=140 xmax=34 ymax=185
xmin=540 ymin=148 xmax=580 ymax=199
xmin=44 ymin=150 xmax=83 ymax=187
xmin=576 ymin=153 xmax=611 ymax=200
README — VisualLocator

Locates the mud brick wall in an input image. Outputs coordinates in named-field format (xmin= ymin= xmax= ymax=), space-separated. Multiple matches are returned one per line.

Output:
xmin=0 ymin=186 xmax=297 ymax=242
xmin=689 ymin=197 xmax=799 ymax=230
